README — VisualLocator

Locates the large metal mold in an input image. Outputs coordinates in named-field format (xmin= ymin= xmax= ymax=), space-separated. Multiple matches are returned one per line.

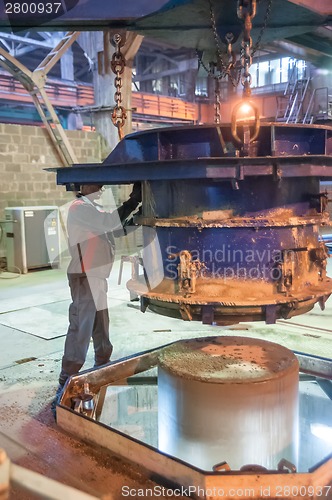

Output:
xmin=54 ymin=123 xmax=332 ymax=324
xmin=56 ymin=340 xmax=332 ymax=499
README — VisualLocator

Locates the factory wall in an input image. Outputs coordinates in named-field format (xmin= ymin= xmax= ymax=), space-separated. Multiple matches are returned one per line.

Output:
xmin=0 ymin=124 xmax=140 ymax=261
xmin=0 ymin=124 xmax=103 ymax=216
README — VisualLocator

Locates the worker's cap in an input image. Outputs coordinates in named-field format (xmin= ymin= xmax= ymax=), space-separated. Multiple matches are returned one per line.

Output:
xmin=80 ymin=184 xmax=103 ymax=188
xmin=80 ymin=184 xmax=104 ymax=193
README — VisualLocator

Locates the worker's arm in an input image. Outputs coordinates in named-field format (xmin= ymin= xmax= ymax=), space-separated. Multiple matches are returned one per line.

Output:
xmin=69 ymin=183 xmax=142 ymax=234
xmin=117 ymin=182 xmax=142 ymax=223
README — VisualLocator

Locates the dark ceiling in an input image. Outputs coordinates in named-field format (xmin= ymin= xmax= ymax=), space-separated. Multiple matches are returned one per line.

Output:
xmin=130 ymin=0 xmax=332 ymax=67
xmin=0 ymin=0 xmax=330 ymax=75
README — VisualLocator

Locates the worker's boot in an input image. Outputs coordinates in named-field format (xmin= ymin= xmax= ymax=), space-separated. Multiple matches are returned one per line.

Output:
xmin=51 ymin=384 xmax=64 ymax=420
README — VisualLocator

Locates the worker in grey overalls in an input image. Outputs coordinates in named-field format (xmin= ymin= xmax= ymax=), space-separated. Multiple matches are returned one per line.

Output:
xmin=53 ymin=183 xmax=141 ymax=414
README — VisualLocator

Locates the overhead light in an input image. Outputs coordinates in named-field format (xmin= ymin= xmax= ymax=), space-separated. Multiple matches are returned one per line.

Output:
xmin=237 ymin=103 xmax=253 ymax=116
xmin=231 ymin=98 xmax=260 ymax=152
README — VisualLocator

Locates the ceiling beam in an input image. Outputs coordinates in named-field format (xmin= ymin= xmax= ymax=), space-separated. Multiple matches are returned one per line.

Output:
xmin=287 ymin=0 xmax=332 ymax=15
xmin=270 ymin=40 xmax=323 ymax=65
xmin=286 ymin=35 xmax=332 ymax=59
xmin=134 ymin=58 xmax=198 ymax=82
xmin=0 ymin=32 xmax=55 ymax=49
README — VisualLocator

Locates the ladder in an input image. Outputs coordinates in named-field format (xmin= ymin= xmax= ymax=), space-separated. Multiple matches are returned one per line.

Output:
xmin=0 ymin=32 xmax=80 ymax=166
xmin=276 ymin=64 xmax=311 ymax=124
xmin=285 ymin=77 xmax=311 ymax=123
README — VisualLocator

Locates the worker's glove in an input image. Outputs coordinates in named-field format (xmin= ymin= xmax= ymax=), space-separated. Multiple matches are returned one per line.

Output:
xmin=121 ymin=182 xmax=142 ymax=217
xmin=129 ymin=182 xmax=142 ymax=205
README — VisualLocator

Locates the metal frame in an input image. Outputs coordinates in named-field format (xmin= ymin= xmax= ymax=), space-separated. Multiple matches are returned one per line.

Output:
xmin=52 ymin=123 xmax=332 ymax=325
xmin=0 ymin=32 xmax=80 ymax=166
xmin=57 ymin=343 xmax=332 ymax=500
xmin=53 ymin=156 xmax=332 ymax=185
xmin=52 ymin=122 xmax=332 ymax=186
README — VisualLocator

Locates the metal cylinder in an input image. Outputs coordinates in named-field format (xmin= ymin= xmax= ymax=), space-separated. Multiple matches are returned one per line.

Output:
xmin=158 ymin=336 xmax=299 ymax=471
xmin=54 ymin=123 xmax=332 ymax=324
xmin=133 ymin=125 xmax=332 ymax=324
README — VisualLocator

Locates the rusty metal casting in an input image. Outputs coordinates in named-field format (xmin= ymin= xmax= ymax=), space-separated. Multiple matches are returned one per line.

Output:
xmin=53 ymin=123 xmax=332 ymax=325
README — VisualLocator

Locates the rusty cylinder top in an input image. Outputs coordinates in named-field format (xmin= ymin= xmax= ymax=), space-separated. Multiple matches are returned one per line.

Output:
xmin=158 ymin=336 xmax=299 ymax=384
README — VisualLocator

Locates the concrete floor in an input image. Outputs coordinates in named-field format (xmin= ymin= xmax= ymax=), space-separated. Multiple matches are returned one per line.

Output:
xmin=0 ymin=257 xmax=331 ymax=499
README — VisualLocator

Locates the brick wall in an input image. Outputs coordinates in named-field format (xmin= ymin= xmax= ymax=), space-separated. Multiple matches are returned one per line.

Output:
xmin=0 ymin=124 xmax=103 ymax=257
xmin=0 ymin=124 xmax=103 ymax=217
xmin=0 ymin=123 xmax=142 ymax=260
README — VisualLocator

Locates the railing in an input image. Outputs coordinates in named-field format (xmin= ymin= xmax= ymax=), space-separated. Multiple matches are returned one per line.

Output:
xmin=305 ymin=87 xmax=332 ymax=123
xmin=2 ymin=68 xmax=330 ymax=128
xmin=132 ymin=92 xmax=197 ymax=122
xmin=0 ymin=71 xmax=200 ymax=123
xmin=0 ymin=71 xmax=94 ymax=107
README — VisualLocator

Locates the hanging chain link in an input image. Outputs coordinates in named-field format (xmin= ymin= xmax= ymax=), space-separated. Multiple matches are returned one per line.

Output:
xmin=238 ymin=0 xmax=256 ymax=97
xmin=238 ymin=0 xmax=273 ymax=95
xmin=197 ymin=0 xmax=240 ymax=123
xmin=214 ymin=78 xmax=221 ymax=123
xmin=208 ymin=0 xmax=240 ymax=87
xmin=110 ymin=34 xmax=127 ymax=141
xmin=252 ymin=0 xmax=273 ymax=57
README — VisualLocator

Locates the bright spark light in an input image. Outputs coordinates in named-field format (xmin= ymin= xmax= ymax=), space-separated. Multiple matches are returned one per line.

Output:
xmin=239 ymin=103 xmax=252 ymax=115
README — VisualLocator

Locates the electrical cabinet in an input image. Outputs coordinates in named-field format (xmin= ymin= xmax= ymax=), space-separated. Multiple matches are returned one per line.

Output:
xmin=5 ymin=206 xmax=60 ymax=274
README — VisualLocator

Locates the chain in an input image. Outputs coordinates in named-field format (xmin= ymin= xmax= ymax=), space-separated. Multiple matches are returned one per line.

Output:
xmin=214 ymin=79 xmax=221 ymax=123
xmin=199 ymin=0 xmax=272 ymax=84
xmin=208 ymin=0 xmax=240 ymax=87
xmin=237 ymin=0 xmax=273 ymax=95
xmin=202 ymin=0 xmax=240 ymax=123
xmin=237 ymin=0 xmax=256 ymax=97
xmin=110 ymin=34 xmax=127 ymax=141
xmin=198 ymin=0 xmax=272 ymax=123
xmin=252 ymin=0 xmax=273 ymax=57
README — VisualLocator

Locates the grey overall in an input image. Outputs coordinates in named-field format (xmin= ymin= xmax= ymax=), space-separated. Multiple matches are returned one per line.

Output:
xmin=59 ymin=192 xmax=139 ymax=386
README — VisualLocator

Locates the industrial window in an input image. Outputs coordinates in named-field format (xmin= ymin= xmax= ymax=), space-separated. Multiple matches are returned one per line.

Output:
xmin=251 ymin=57 xmax=306 ymax=88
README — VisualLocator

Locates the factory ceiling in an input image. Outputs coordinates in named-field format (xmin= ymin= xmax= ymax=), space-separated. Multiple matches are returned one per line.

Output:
xmin=131 ymin=0 xmax=332 ymax=67
xmin=0 ymin=0 xmax=330 ymax=67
